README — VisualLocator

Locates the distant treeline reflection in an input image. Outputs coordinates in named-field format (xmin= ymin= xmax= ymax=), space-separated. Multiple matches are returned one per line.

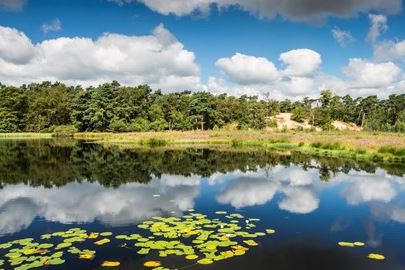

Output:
xmin=0 ymin=140 xmax=403 ymax=188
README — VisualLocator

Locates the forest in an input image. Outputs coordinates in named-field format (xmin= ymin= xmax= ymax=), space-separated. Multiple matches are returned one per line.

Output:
xmin=0 ymin=81 xmax=404 ymax=133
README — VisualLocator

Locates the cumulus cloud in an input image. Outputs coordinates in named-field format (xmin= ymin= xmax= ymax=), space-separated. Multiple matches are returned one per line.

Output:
xmin=215 ymin=53 xmax=279 ymax=85
xmin=110 ymin=0 xmax=402 ymax=22
xmin=213 ymin=49 xmax=323 ymax=98
xmin=373 ymin=40 xmax=405 ymax=61
xmin=331 ymin=27 xmax=354 ymax=47
xmin=0 ymin=24 xmax=201 ymax=91
xmin=279 ymin=49 xmax=322 ymax=77
xmin=0 ymin=0 xmax=27 ymax=11
xmin=0 ymin=26 xmax=35 ymax=64
xmin=367 ymin=14 xmax=388 ymax=42
xmin=342 ymin=58 xmax=401 ymax=89
xmin=41 ymin=19 xmax=62 ymax=34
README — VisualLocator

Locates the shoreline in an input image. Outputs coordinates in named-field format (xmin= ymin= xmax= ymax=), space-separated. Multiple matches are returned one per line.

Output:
xmin=1 ymin=130 xmax=404 ymax=163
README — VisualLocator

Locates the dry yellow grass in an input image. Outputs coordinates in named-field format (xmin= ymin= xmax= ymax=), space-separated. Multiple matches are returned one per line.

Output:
xmin=73 ymin=130 xmax=405 ymax=152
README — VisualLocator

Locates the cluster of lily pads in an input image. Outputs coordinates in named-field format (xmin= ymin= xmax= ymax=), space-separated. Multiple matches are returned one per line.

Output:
xmin=338 ymin=241 xmax=385 ymax=260
xmin=0 ymin=210 xmax=275 ymax=270
xmin=116 ymin=210 xmax=275 ymax=268
xmin=0 ymin=228 xmax=99 ymax=270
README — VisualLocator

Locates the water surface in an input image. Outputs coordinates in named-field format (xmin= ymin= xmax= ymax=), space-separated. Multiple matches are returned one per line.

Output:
xmin=0 ymin=140 xmax=404 ymax=270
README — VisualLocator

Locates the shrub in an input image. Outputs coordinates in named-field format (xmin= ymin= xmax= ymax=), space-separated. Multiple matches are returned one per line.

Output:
xmin=150 ymin=119 xmax=168 ymax=131
xmin=142 ymin=138 xmax=167 ymax=147
xmin=52 ymin=125 xmax=78 ymax=137
xmin=378 ymin=146 xmax=405 ymax=156
xmin=128 ymin=118 xmax=150 ymax=132
xmin=109 ymin=119 xmax=128 ymax=132
xmin=231 ymin=139 xmax=242 ymax=147
xmin=310 ymin=142 xmax=344 ymax=150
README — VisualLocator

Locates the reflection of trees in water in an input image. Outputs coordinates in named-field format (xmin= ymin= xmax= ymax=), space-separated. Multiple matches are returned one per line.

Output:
xmin=0 ymin=140 xmax=403 ymax=188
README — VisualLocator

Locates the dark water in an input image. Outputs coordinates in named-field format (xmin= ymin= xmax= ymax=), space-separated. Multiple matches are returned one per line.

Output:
xmin=0 ymin=140 xmax=404 ymax=270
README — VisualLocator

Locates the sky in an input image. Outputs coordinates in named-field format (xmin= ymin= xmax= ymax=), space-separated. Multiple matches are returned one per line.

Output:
xmin=0 ymin=0 xmax=405 ymax=99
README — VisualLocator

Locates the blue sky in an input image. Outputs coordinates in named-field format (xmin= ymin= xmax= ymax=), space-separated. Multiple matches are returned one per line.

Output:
xmin=0 ymin=0 xmax=404 ymax=99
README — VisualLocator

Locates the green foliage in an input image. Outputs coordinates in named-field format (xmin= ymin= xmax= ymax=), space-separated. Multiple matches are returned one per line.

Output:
xmin=310 ymin=142 xmax=344 ymax=150
xmin=109 ymin=119 xmax=128 ymax=132
xmin=0 ymin=82 xmax=404 ymax=133
xmin=128 ymin=118 xmax=150 ymax=132
xmin=291 ymin=105 xmax=307 ymax=123
xmin=378 ymin=146 xmax=405 ymax=156
xmin=141 ymin=138 xmax=168 ymax=147
xmin=52 ymin=125 xmax=78 ymax=137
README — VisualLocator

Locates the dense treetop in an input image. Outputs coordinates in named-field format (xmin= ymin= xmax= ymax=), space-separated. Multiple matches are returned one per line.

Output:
xmin=0 ymin=81 xmax=404 ymax=132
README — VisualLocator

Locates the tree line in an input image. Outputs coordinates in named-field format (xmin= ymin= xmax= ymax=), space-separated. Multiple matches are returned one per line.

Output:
xmin=0 ymin=81 xmax=404 ymax=132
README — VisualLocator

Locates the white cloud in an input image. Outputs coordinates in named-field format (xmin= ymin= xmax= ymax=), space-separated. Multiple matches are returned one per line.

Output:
xmin=215 ymin=53 xmax=279 ymax=85
xmin=367 ymin=14 xmax=388 ymax=43
xmin=110 ymin=0 xmax=402 ymax=22
xmin=373 ymin=40 xmax=405 ymax=61
xmin=0 ymin=0 xmax=27 ymax=11
xmin=279 ymin=49 xmax=322 ymax=77
xmin=213 ymin=49 xmax=324 ymax=99
xmin=342 ymin=58 xmax=401 ymax=89
xmin=331 ymin=27 xmax=354 ymax=47
xmin=0 ymin=24 xmax=201 ymax=91
xmin=41 ymin=19 xmax=62 ymax=34
xmin=0 ymin=26 xmax=35 ymax=64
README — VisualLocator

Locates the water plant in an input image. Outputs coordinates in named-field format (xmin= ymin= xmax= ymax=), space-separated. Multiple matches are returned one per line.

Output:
xmin=0 ymin=210 xmax=274 ymax=270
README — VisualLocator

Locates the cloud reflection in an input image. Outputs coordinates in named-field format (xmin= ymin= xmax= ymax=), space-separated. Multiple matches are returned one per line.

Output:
xmin=0 ymin=174 xmax=199 ymax=235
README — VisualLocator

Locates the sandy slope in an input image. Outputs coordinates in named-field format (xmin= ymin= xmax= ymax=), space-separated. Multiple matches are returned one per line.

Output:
xmin=273 ymin=113 xmax=361 ymax=131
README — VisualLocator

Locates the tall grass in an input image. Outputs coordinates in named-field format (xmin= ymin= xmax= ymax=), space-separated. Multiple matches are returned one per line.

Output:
xmin=140 ymin=138 xmax=168 ymax=147
xmin=378 ymin=146 xmax=405 ymax=156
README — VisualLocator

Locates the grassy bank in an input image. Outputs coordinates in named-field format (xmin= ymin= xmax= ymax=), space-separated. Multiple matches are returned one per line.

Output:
xmin=0 ymin=133 xmax=53 ymax=139
xmin=1 ymin=131 xmax=404 ymax=163
xmin=74 ymin=130 xmax=405 ymax=163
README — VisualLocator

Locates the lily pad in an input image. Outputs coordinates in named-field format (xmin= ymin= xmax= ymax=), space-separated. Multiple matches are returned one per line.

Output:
xmin=144 ymin=261 xmax=161 ymax=267
xmin=102 ymin=261 xmax=120 ymax=267
xmin=94 ymin=238 xmax=110 ymax=246
xmin=368 ymin=253 xmax=385 ymax=260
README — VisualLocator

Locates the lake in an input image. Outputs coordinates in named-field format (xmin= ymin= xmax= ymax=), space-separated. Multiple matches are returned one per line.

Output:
xmin=0 ymin=140 xmax=404 ymax=270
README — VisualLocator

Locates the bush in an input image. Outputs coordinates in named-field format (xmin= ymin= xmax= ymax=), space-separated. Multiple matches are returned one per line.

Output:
xmin=291 ymin=106 xmax=307 ymax=123
xmin=231 ymin=139 xmax=242 ymax=147
xmin=52 ymin=125 xmax=78 ymax=137
xmin=310 ymin=142 xmax=344 ymax=150
xmin=109 ymin=119 xmax=128 ymax=132
xmin=128 ymin=118 xmax=150 ymax=132
xmin=141 ymin=138 xmax=167 ymax=147
xmin=150 ymin=119 xmax=168 ymax=131
xmin=378 ymin=146 xmax=405 ymax=156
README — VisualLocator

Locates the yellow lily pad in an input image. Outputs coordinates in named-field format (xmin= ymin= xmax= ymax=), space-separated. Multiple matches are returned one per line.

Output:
xmin=102 ymin=261 xmax=120 ymax=267
xmin=144 ymin=261 xmax=161 ymax=267
xmin=368 ymin=253 xmax=385 ymax=260
xmin=94 ymin=238 xmax=110 ymax=246
xmin=185 ymin=254 xmax=199 ymax=260
xmin=338 ymin=242 xmax=355 ymax=247
xmin=197 ymin=258 xmax=213 ymax=265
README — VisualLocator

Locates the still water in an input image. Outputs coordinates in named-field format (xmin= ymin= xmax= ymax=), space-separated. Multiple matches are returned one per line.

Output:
xmin=0 ymin=140 xmax=404 ymax=270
